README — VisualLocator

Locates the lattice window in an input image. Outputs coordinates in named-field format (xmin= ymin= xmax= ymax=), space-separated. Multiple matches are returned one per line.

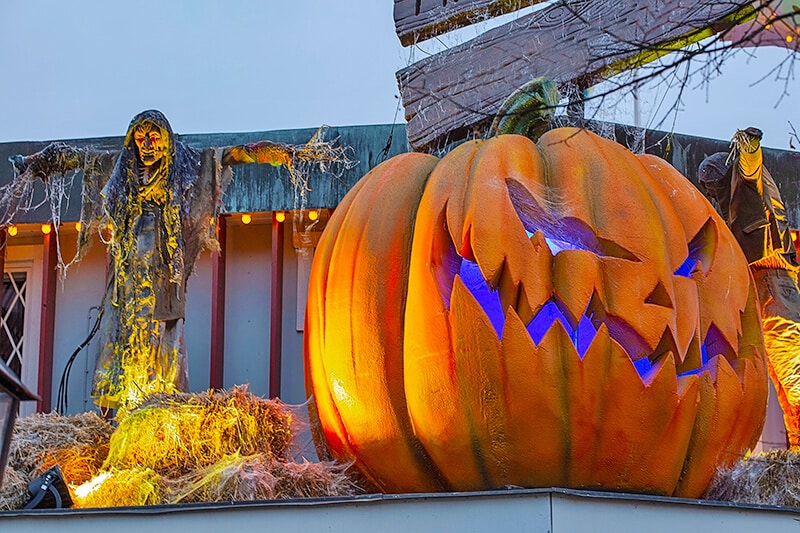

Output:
xmin=1 ymin=272 xmax=27 ymax=378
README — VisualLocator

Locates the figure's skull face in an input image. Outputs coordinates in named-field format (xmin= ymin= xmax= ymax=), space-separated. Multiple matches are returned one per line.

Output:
xmin=133 ymin=121 xmax=169 ymax=166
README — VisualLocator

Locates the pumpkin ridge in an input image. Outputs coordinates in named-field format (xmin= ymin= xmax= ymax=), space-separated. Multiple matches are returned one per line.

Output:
xmin=305 ymin=175 xmax=369 ymax=467
xmin=313 ymin=153 xmax=450 ymax=492
xmin=358 ymin=157 xmax=453 ymax=492
xmin=577 ymin=324 xmax=618 ymax=485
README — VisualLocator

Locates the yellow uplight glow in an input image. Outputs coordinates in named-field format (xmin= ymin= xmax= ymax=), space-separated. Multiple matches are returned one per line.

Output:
xmin=41 ymin=224 xmax=52 ymax=235
xmin=308 ymin=210 xmax=319 ymax=221
xmin=275 ymin=211 xmax=286 ymax=223
xmin=75 ymin=221 xmax=82 ymax=232
xmin=788 ymin=35 xmax=794 ymax=43
xmin=6 ymin=225 xmax=17 ymax=237
xmin=74 ymin=471 xmax=112 ymax=500
xmin=241 ymin=213 xmax=252 ymax=225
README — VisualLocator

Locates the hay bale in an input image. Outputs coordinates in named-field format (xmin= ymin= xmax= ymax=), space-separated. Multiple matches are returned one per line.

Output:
xmin=0 ymin=466 xmax=30 ymax=510
xmin=8 ymin=411 xmax=113 ymax=482
xmin=163 ymin=453 xmax=361 ymax=504
xmin=104 ymin=386 xmax=291 ymax=476
xmin=706 ymin=448 xmax=800 ymax=507
xmin=74 ymin=467 xmax=161 ymax=508
xmin=2 ymin=388 xmax=361 ymax=509
xmin=269 ymin=459 xmax=362 ymax=499
xmin=0 ymin=411 xmax=114 ymax=509
xmin=73 ymin=387 xmax=364 ymax=508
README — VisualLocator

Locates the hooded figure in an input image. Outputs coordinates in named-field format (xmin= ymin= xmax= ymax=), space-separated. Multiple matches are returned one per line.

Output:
xmin=5 ymin=110 xmax=350 ymax=413
xmin=91 ymin=110 xmax=202 ymax=408
xmin=699 ymin=127 xmax=800 ymax=447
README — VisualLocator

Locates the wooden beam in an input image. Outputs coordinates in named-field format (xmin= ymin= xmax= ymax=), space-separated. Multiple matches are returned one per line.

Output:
xmin=397 ymin=0 xmax=754 ymax=152
xmin=269 ymin=214 xmax=285 ymax=399
xmin=394 ymin=0 xmax=544 ymax=46
xmin=209 ymin=215 xmax=227 ymax=390
xmin=37 ymin=229 xmax=57 ymax=412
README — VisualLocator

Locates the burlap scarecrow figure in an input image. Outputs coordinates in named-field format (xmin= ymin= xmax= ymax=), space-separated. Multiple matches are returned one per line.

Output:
xmin=3 ymin=110 xmax=351 ymax=413
xmin=699 ymin=127 xmax=800 ymax=447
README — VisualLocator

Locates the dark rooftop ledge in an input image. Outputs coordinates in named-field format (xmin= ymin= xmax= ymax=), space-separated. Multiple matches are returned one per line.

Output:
xmin=1 ymin=487 xmax=798 ymax=531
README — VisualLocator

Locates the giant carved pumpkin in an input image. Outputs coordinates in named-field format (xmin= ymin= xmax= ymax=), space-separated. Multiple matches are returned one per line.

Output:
xmin=304 ymin=127 xmax=768 ymax=498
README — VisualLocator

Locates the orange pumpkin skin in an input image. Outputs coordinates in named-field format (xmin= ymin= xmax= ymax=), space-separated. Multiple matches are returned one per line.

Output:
xmin=304 ymin=128 xmax=768 ymax=498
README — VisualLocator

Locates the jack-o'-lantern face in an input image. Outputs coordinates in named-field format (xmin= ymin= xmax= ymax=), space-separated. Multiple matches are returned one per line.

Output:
xmin=304 ymin=128 xmax=768 ymax=499
xmin=133 ymin=121 xmax=169 ymax=166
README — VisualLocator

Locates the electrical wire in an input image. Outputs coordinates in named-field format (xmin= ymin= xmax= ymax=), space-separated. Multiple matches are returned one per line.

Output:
xmin=55 ymin=304 xmax=103 ymax=415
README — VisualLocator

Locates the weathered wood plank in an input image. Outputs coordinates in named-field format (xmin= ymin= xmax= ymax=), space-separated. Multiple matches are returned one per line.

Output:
xmin=394 ymin=0 xmax=544 ymax=46
xmin=397 ymin=0 xmax=754 ymax=152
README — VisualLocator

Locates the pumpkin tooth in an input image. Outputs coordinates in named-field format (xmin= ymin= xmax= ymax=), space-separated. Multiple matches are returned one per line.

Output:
xmin=624 ymin=351 xmax=700 ymax=493
xmin=431 ymin=206 xmax=464 ymax=311
xmin=497 ymin=259 xmax=521 ymax=322
xmin=516 ymin=230 xmax=553 ymax=324
xmin=737 ymin=281 xmax=765 ymax=357
xmin=447 ymin=276 xmax=509 ymax=490
xmin=670 ymin=275 xmax=699 ymax=362
xmin=675 ymin=355 xmax=746 ymax=498
xmin=676 ymin=372 xmax=700 ymax=399
xmin=552 ymin=249 xmax=600 ymax=327
xmin=650 ymin=328 xmax=681 ymax=368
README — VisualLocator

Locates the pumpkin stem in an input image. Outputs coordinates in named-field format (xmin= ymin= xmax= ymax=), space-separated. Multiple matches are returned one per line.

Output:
xmin=490 ymin=77 xmax=560 ymax=141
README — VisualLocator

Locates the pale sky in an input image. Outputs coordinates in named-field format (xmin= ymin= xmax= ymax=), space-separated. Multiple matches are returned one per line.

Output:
xmin=0 ymin=1 xmax=798 ymax=150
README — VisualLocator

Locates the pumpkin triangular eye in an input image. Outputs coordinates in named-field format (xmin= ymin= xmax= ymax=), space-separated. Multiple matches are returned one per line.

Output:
xmin=645 ymin=281 xmax=673 ymax=308
xmin=674 ymin=218 xmax=718 ymax=277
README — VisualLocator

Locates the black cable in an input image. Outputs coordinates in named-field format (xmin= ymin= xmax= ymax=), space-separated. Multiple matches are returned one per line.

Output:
xmin=378 ymin=94 xmax=404 ymax=163
xmin=55 ymin=305 xmax=103 ymax=415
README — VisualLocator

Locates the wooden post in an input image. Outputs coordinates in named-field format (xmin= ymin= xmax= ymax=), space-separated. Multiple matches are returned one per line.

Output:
xmin=269 ymin=213 xmax=284 ymax=399
xmin=37 ymin=229 xmax=57 ymax=412
xmin=209 ymin=215 xmax=227 ymax=390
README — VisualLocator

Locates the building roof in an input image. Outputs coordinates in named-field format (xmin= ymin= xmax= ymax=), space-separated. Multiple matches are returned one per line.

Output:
xmin=0 ymin=124 xmax=409 ymax=223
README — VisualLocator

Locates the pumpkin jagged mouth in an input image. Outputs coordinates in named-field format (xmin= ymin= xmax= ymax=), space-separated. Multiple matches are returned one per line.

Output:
xmin=437 ymin=196 xmax=729 ymax=381
xmin=455 ymin=254 xmax=728 ymax=380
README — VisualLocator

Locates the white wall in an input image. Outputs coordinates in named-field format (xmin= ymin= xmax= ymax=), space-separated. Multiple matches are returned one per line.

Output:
xmin=7 ymin=217 xmax=312 ymax=415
